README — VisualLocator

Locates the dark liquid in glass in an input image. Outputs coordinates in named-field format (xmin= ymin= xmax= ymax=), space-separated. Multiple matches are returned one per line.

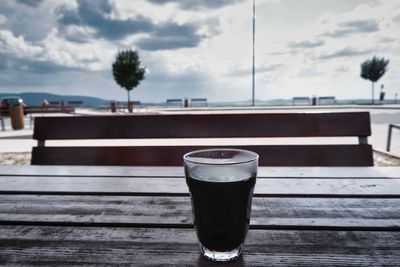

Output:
xmin=186 ymin=175 xmax=256 ymax=252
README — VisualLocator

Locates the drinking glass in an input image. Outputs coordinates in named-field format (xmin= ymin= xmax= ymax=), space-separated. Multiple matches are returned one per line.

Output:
xmin=184 ymin=148 xmax=258 ymax=261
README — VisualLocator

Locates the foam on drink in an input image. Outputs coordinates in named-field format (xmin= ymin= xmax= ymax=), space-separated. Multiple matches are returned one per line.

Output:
xmin=189 ymin=165 xmax=255 ymax=183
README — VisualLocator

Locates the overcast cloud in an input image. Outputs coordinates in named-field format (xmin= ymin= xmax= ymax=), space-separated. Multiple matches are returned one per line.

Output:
xmin=0 ymin=0 xmax=399 ymax=102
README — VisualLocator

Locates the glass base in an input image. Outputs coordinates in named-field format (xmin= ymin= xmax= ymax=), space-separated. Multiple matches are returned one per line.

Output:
xmin=200 ymin=244 xmax=242 ymax=262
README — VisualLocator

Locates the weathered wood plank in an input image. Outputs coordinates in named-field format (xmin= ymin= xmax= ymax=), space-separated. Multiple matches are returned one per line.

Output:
xmin=33 ymin=113 xmax=372 ymax=140
xmin=0 ymin=196 xmax=399 ymax=228
xmin=1 ymin=166 xmax=398 ymax=179
xmin=31 ymin=113 xmax=373 ymax=166
xmin=0 ymin=226 xmax=399 ymax=266
xmin=31 ymin=145 xmax=374 ymax=166
xmin=0 ymin=177 xmax=399 ymax=196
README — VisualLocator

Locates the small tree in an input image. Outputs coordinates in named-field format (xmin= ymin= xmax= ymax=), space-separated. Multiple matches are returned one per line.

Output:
xmin=360 ymin=56 xmax=389 ymax=104
xmin=112 ymin=49 xmax=145 ymax=112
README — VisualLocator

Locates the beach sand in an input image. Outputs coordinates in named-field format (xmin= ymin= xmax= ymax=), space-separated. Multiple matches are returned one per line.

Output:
xmin=0 ymin=152 xmax=31 ymax=165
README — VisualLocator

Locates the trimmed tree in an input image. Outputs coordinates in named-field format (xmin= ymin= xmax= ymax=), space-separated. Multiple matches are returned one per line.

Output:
xmin=360 ymin=56 xmax=389 ymax=104
xmin=112 ymin=49 xmax=145 ymax=112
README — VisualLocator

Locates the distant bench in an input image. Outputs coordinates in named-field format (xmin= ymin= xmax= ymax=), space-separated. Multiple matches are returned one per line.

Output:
xmin=190 ymin=98 xmax=207 ymax=107
xmin=67 ymin=101 xmax=83 ymax=107
xmin=292 ymin=97 xmax=311 ymax=105
xmin=115 ymin=101 xmax=142 ymax=111
xmin=166 ymin=99 xmax=182 ymax=106
xmin=318 ymin=96 xmax=336 ymax=105
xmin=31 ymin=112 xmax=373 ymax=166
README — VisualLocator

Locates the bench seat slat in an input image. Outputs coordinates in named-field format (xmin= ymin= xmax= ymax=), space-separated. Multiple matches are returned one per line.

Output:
xmin=0 ymin=196 xmax=398 ymax=228
xmin=31 ymin=145 xmax=373 ymax=166
xmin=2 ymin=226 xmax=400 ymax=266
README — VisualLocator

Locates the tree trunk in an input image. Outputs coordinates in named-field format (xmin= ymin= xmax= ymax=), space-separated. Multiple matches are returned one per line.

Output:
xmin=127 ymin=90 xmax=132 ymax=113
xmin=371 ymin=82 xmax=375 ymax=104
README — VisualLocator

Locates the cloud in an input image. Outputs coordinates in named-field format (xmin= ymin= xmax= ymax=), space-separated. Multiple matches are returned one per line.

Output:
xmin=0 ymin=0 xmax=399 ymax=102
xmin=0 ymin=30 xmax=43 ymax=57
xmin=287 ymin=39 xmax=325 ymax=49
xmin=16 ymin=0 xmax=44 ymax=7
xmin=0 ymin=15 xmax=7 ymax=24
xmin=297 ymin=67 xmax=323 ymax=77
xmin=136 ymin=23 xmax=202 ymax=51
xmin=62 ymin=25 xmax=96 ymax=43
xmin=334 ymin=66 xmax=350 ymax=73
xmin=319 ymin=47 xmax=372 ymax=60
xmin=393 ymin=14 xmax=400 ymax=24
xmin=136 ymin=35 xmax=200 ymax=51
xmin=0 ymin=1 xmax=75 ymax=42
xmin=0 ymin=53 xmax=77 ymax=75
xmin=58 ymin=0 xmax=209 ymax=50
xmin=59 ymin=0 xmax=154 ymax=40
xmin=0 ymin=28 xmax=109 ymax=74
xmin=0 ymin=30 xmax=80 ymax=75
xmin=379 ymin=36 xmax=396 ymax=43
xmin=147 ymin=0 xmax=245 ymax=10
xmin=229 ymin=64 xmax=284 ymax=77
xmin=323 ymin=19 xmax=380 ymax=38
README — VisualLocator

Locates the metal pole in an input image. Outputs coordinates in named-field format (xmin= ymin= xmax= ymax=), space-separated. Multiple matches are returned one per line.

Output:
xmin=252 ymin=0 xmax=255 ymax=106
xmin=387 ymin=124 xmax=393 ymax=152
xmin=387 ymin=124 xmax=400 ymax=152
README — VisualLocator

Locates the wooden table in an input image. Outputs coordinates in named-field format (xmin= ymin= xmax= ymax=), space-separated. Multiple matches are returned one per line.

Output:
xmin=0 ymin=165 xmax=399 ymax=266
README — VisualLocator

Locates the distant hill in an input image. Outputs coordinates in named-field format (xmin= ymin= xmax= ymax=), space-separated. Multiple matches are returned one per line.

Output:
xmin=0 ymin=92 xmax=109 ymax=107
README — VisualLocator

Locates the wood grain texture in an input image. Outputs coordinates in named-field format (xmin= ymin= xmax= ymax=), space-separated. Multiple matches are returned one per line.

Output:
xmin=0 ymin=195 xmax=399 ymax=229
xmin=33 ymin=112 xmax=371 ymax=140
xmin=1 ymin=176 xmax=399 ymax=196
xmin=31 ymin=112 xmax=373 ymax=166
xmin=0 ymin=226 xmax=399 ymax=266
xmin=1 ymin=166 xmax=399 ymax=179
xmin=31 ymin=144 xmax=374 ymax=166
xmin=1 ymin=165 xmax=399 ymax=266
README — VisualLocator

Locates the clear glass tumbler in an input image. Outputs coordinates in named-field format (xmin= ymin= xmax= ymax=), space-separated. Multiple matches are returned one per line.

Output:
xmin=184 ymin=148 xmax=259 ymax=261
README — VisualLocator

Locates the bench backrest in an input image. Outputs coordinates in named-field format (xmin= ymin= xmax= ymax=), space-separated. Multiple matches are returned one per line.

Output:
xmin=31 ymin=112 xmax=373 ymax=166
xmin=166 ymin=99 xmax=182 ymax=104
xmin=318 ymin=96 xmax=336 ymax=105
xmin=190 ymin=98 xmax=207 ymax=106
xmin=292 ymin=97 xmax=311 ymax=105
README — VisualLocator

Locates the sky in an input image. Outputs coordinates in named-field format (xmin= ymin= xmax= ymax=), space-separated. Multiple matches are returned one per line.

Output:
xmin=0 ymin=0 xmax=399 ymax=102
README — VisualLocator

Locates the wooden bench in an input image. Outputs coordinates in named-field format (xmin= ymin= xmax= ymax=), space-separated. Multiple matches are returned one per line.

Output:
xmin=318 ymin=96 xmax=336 ymax=105
xmin=166 ymin=98 xmax=183 ymax=107
xmin=292 ymin=97 xmax=311 ymax=105
xmin=31 ymin=112 xmax=373 ymax=166
xmin=190 ymin=98 xmax=207 ymax=107
xmin=67 ymin=101 xmax=83 ymax=107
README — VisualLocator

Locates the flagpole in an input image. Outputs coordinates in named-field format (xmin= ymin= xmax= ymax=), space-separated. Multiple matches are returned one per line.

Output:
xmin=252 ymin=0 xmax=255 ymax=106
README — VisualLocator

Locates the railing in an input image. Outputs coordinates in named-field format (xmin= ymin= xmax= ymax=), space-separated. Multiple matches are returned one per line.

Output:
xmin=387 ymin=124 xmax=400 ymax=152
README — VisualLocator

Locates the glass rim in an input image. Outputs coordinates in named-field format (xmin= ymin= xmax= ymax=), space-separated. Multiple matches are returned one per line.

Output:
xmin=183 ymin=148 xmax=259 ymax=166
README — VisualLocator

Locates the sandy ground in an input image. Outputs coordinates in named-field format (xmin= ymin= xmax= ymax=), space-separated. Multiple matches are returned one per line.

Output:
xmin=1 ymin=106 xmax=399 ymax=166
xmin=0 ymin=152 xmax=31 ymax=165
